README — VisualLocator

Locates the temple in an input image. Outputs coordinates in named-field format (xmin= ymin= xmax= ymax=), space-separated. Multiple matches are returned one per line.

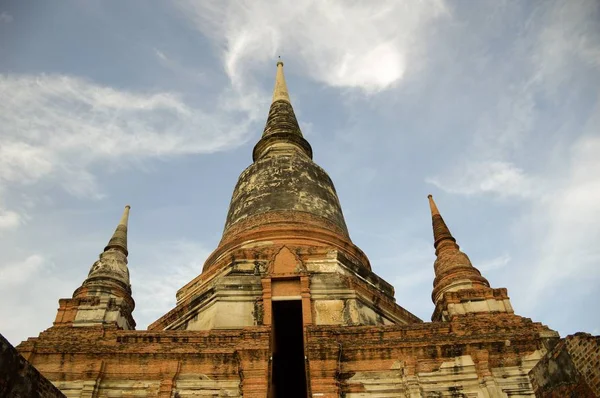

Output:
xmin=10 ymin=61 xmax=599 ymax=398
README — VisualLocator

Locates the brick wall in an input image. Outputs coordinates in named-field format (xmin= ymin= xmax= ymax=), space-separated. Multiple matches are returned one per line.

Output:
xmin=529 ymin=332 xmax=599 ymax=397
xmin=566 ymin=333 xmax=600 ymax=396
xmin=16 ymin=326 xmax=272 ymax=398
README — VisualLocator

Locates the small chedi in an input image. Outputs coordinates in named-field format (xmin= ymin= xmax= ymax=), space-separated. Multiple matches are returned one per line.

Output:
xmin=10 ymin=61 xmax=599 ymax=398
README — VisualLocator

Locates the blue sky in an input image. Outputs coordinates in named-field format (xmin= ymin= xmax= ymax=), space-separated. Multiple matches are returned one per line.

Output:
xmin=0 ymin=0 xmax=599 ymax=345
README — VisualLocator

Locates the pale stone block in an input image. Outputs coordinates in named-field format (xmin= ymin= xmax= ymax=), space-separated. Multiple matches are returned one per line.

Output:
xmin=186 ymin=303 xmax=217 ymax=330
xmin=174 ymin=374 xmax=240 ymax=397
xmin=346 ymin=370 xmax=407 ymax=398
xmin=314 ymin=300 xmax=344 ymax=324
xmin=346 ymin=299 xmax=361 ymax=324
xmin=214 ymin=301 xmax=255 ymax=328
xmin=355 ymin=302 xmax=380 ymax=325
xmin=491 ymin=298 xmax=503 ymax=312
xmin=74 ymin=308 xmax=106 ymax=323
xmin=305 ymin=259 xmax=339 ymax=273
xmin=467 ymin=300 xmax=491 ymax=313
xmin=504 ymin=299 xmax=514 ymax=313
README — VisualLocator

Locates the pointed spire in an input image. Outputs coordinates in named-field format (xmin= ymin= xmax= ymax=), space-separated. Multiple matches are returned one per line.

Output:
xmin=104 ymin=205 xmax=130 ymax=255
xmin=428 ymin=196 xmax=491 ymax=319
xmin=428 ymin=195 xmax=456 ymax=249
xmin=84 ymin=205 xmax=132 ymax=291
xmin=63 ymin=205 xmax=136 ymax=329
xmin=427 ymin=194 xmax=440 ymax=215
xmin=427 ymin=196 xmax=514 ymax=321
xmin=253 ymin=60 xmax=313 ymax=161
xmin=272 ymin=57 xmax=291 ymax=103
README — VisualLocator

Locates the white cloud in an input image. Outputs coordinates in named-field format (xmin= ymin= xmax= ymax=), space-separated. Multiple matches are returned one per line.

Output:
xmin=0 ymin=254 xmax=45 ymax=285
xmin=524 ymin=134 xmax=600 ymax=296
xmin=177 ymin=0 xmax=448 ymax=93
xmin=427 ymin=161 xmax=536 ymax=199
xmin=0 ymin=11 xmax=13 ymax=23
xmin=0 ymin=240 xmax=210 ymax=344
xmin=429 ymin=135 xmax=600 ymax=310
xmin=373 ymin=240 xmax=435 ymax=318
xmin=534 ymin=0 xmax=600 ymax=94
xmin=422 ymin=0 xmax=600 ymax=322
xmin=478 ymin=253 xmax=511 ymax=272
xmin=0 ymin=254 xmax=73 ymax=344
xmin=0 ymin=142 xmax=54 ymax=184
xmin=0 ymin=74 xmax=253 ymax=160
xmin=426 ymin=0 xmax=599 ymax=198
xmin=0 ymin=74 xmax=262 ymax=223
xmin=131 ymin=240 xmax=211 ymax=326
xmin=0 ymin=201 xmax=21 ymax=230
xmin=153 ymin=48 xmax=208 ymax=85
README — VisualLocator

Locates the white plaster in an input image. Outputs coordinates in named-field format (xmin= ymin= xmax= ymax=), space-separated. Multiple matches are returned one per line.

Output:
xmin=214 ymin=301 xmax=255 ymax=328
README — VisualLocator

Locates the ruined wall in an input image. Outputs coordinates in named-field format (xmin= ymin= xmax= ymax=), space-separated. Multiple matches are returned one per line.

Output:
xmin=16 ymin=327 xmax=271 ymax=398
xmin=529 ymin=333 xmax=599 ymax=397
xmin=14 ymin=312 xmax=565 ymax=398
xmin=1 ymin=332 xmax=65 ymax=398
xmin=306 ymin=313 xmax=558 ymax=398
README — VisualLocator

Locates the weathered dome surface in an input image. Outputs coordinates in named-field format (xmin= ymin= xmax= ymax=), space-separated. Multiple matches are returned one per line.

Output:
xmin=221 ymin=60 xmax=350 ymax=239
xmin=197 ymin=60 xmax=368 ymax=275
xmin=223 ymin=154 xmax=349 ymax=237
xmin=199 ymin=60 xmax=368 ymax=274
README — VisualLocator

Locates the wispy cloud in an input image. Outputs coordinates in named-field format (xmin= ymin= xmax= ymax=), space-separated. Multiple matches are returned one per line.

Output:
xmin=373 ymin=240 xmax=436 ymax=318
xmin=423 ymin=0 xmax=600 ymax=319
xmin=177 ymin=0 xmax=448 ymax=93
xmin=153 ymin=48 xmax=208 ymax=85
xmin=0 ymin=207 xmax=20 ymax=230
xmin=132 ymin=240 xmax=211 ymax=325
xmin=534 ymin=0 xmax=600 ymax=93
xmin=0 ymin=239 xmax=211 ymax=344
xmin=0 ymin=11 xmax=13 ymax=24
xmin=522 ymin=134 xmax=600 ymax=298
xmin=478 ymin=253 xmax=511 ymax=273
xmin=1 ymin=0 xmax=598 ymax=342
xmin=0 ymin=74 xmax=261 ymax=224
xmin=427 ymin=161 xmax=536 ymax=199
xmin=0 ymin=254 xmax=45 ymax=285
xmin=0 ymin=254 xmax=72 ymax=344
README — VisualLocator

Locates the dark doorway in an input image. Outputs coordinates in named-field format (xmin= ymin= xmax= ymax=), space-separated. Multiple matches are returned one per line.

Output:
xmin=271 ymin=300 xmax=307 ymax=398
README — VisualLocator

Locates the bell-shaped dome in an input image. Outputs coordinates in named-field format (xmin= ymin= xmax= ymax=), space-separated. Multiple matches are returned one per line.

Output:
xmin=223 ymin=60 xmax=349 ymax=240
xmin=224 ymin=153 xmax=349 ymax=238
xmin=202 ymin=60 xmax=367 ymax=272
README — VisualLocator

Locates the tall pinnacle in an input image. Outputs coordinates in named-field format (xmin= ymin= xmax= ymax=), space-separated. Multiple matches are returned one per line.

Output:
xmin=427 ymin=195 xmax=490 ymax=309
xmin=105 ymin=205 xmax=130 ymax=256
xmin=253 ymin=60 xmax=312 ymax=160
xmin=427 ymin=196 xmax=516 ymax=322
xmin=83 ymin=205 xmax=133 ymax=292
xmin=272 ymin=58 xmax=291 ymax=103
xmin=216 ymin=59 xmax=352 ymax=273
xmin=66 ymin=205 xmax=136 ymax=329
xmin=428 ymin=195 xmax=455 ymax=250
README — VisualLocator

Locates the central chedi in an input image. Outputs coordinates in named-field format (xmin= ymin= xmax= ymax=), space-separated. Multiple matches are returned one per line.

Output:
xmin=148 ymin=59 xmax=420 ymax=397
xmin=15 ymin=60 xmax=562 ymax=398
xmin=150 ymin=59 xmax=418 ymax=333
